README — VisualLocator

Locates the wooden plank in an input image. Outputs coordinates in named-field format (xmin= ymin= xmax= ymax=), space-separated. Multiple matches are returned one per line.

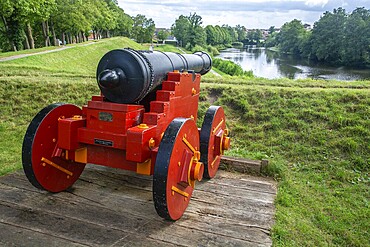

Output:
xmin=128 ymin=220 xmax=267 ymax=247
xmin=0 ymin=184 xmax=268 ymax=246
xmin=1 ymin=170 xmax=274 ymax=228
xmin=209 ymin=170 xmax=277 ymax=193
xmin=0 ymin=201 xmax=130 ymax=246
xmin=0 ymin=166 xmax=276 ymax=246
xmin=220 ymin=156 xmax=269 ymax=175
xmin=0 ymin=222 xmax=86 ymax=247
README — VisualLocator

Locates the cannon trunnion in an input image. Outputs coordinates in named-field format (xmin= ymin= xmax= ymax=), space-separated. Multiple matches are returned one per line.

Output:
xmin=22 ymin=48 xmax=229 ymax=221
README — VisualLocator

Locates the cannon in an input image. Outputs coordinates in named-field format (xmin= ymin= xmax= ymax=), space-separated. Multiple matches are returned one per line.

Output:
xmin=22 ymin=48 xmax=230 ymax=220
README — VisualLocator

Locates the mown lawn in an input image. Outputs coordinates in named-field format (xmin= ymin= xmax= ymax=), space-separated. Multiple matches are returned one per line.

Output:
xmin=0 ymin=37 xmax=369 ymax=246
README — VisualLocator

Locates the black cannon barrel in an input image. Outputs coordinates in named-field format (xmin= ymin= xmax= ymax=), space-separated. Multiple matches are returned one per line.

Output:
xmin=96 ymin=48 xmax=212 ymax=104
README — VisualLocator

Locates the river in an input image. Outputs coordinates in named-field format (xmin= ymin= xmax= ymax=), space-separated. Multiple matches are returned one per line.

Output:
xmin=217 ymin=46 xmax=370 ymax=81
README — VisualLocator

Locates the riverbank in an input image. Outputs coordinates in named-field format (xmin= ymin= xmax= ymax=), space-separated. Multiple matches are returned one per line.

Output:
xmin=0 ymin=37 xmax=369 ymax=247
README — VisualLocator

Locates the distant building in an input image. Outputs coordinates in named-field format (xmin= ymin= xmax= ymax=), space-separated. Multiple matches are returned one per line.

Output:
xmin=154 ymin=28 xmax=177 ymax=45
xmin=154 ymin=28 xmax=170 ymax=36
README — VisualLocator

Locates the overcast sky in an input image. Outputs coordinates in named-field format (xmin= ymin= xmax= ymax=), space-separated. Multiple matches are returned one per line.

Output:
xmin=117 ymin=0 xmax=370 ymax=29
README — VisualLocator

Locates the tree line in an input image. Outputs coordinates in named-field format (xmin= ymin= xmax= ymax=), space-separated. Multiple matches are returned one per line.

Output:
xmin=171 ymin=13 xmax=269 ymax=50
xmin=2 ymin=2 xmax=368 ymax=67
xmin=172 ymin=8 xmax=369 ymax=67
xmin=266 ymin=7 xmax=370 ymax=67
xmin=0 ymin=0 xmax=155 ymax=52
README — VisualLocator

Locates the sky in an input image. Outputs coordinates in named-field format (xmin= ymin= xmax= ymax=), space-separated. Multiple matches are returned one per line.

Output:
xmin=117 ymin=0 xmax=370 ymax=29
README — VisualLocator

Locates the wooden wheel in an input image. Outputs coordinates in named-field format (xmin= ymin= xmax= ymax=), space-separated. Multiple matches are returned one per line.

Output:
xmin=22 ymin=103 xmax=86 ymax=193
xmin=200 ymin=106 xmax=230 ymax=179
xmin=153 ymin=118 xmax=204 ymax=220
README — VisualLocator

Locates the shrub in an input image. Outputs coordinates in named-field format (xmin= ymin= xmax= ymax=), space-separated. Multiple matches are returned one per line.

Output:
xmin=212 ymin=58 xmax=253 ymax=77
xmin=206 ymin=45 xmax=220 ymax=56
xmin=231 ymin=42 xmax=244 ymax=48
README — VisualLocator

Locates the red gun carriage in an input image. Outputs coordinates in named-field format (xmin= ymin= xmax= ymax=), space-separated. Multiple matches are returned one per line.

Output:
xmin=22 ymin=48 xmax=230 ymax=220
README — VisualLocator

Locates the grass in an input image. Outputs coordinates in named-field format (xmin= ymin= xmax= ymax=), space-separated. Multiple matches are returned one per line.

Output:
xmin=199 ymin=82 xmax=369 ymax=246
xmin=153 ymin=44 xmax=186 ymax=53
xmin=0 ymin=40 xmax=102 ymax=59
xmin=0 ymin=37 xmax=143 ymax=175
xmin=0 ymin=37 xmax=369 ymax=246
xmin=2 ymin=37 xmax=143 ymax=75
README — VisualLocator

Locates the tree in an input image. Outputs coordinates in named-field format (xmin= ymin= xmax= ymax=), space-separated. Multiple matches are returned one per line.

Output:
xmin=0 ymin=0 xmax=136 ymax=51
xmin=223 ymin=25 xmax=238 ymax=42
xmin=172 ymin=13 xmax=206 ymax=49
xmin=246 ymin=29 xmax=263 ymax=45
xmin=265 ymin=32 xmax=278 ymax=48
xmin=205 ymin=25 xmax=217 ymax=45
xmin=235 ymin=25 xmax=246 ymax=43
xmin=53 ymin=0 xmax=92 ymax=44
xmin=186 ymin=13 xmax=206 ymax=49
xmin=171 ymin=15 xmax=190 ymax=47
xmin=157 ymin=30 xmax=169 ymax=43
xmin=342 ymin=7 xmax=370 ymax=66
xmin=310 ymin=8 xmax=347 ymax=63
xmin=268 ymin=26 xmax=275 ymax=34
xmin=0 ymin=0 xmax=17 ymax=51
xmin=113 ymin=9 xmax=132 ymax=37
xmin=18 ymin=0 xmax=56 ymax=48
xmin=132 ymin=14 xmax=155 ymax=43
xmin=276 ymin=19 xmax=306 ymax=54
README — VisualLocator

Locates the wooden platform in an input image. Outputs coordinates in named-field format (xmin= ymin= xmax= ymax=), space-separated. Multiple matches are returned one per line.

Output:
xmin=0 ymin=165 xmax=276 ymax=246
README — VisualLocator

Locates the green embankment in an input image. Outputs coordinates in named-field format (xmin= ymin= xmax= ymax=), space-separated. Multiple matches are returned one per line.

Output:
xmin=0 ymin=37 xmax=369 ymax=247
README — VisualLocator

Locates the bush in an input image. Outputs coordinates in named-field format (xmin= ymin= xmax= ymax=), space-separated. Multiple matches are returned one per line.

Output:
xmin=206 ymin=45 xmax=220 ymax=56
xmin=231 ymin=42 xmax=244 ymax=48
xmin=212 ymin=58 xmax=253 ymax=77
xmin=191 ymin=44 xmax=206 ymax=53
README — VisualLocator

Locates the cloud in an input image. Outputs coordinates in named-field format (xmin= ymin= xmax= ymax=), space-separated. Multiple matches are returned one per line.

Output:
xmin=118 ymin=0 xmax=370 ymax=28
xmin=121 ymin=0 xmax=369 ymax=12
xmin=304 ymin=0 xmax=329 ymax=7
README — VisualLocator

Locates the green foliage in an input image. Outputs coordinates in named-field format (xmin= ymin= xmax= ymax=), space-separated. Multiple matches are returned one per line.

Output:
xmin=0 ymin=37 xmax=142 ymax=176
xmin=274 ymin=7 xmax=370 ymax=67
xmin=231 ymin=41 xmax=243 ymax=48
xmin=1 ymin=37 xmax=143 ymax=74
xmin=235 ymin=25 xmax=246 ymax=43
xmin=171 ymin=13 xmax=206 ymax=49
xmin=153 ymin=44 xmax=183 ymax=53
xmin=276 ymin=19 xmax=307 ymax=54
xmin=0 ymin=37 xmax=370 ymax=247
xmin=206 ymin=45 xmax=219 ymax=56
xmin=265 ymin=32 xmax=278 ymax=48
xmin=246 ymin=29 xmax=263 ymax=45
xmin=171 ymin=15 xmax=190 ymax=47
xmin=310 ymin=8 xmax=347 ymax=63
xmin=212 ymin=58 xmax=252 ymax=77
xmin=0 ymin=0 xmax=149 ymax=52
xmin=205 ymin=24 xmax=246 ymax=47
xmin=157 ymin=30 xmax=169 ymax=42
xmin=199 ymin=78 xmax=370 ymax=247
xmin=131 ymin=14 xmax=155 ymax=43
xmin=156 ymin=13 xmax=248 ymax=52
xmin=342 ymin=7 xmax=370 ymax=66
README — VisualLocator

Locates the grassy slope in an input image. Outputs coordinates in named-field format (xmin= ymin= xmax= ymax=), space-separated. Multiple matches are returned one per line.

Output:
xmin=200 ymin=77 xmax=369 ymax=246
xmin=0 ymin=39 xmax=369 ymax=246
xmin=0 ymin=37 xmax=143 ymax=175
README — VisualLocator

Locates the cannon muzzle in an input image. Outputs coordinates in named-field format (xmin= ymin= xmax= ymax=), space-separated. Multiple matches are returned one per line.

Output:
xmin=96 ymin=48 xmax=212 ymax=104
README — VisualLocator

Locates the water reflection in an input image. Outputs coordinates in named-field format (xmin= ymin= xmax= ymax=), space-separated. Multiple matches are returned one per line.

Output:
xmin=217 ymin=47 xmax=370 ymax=81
